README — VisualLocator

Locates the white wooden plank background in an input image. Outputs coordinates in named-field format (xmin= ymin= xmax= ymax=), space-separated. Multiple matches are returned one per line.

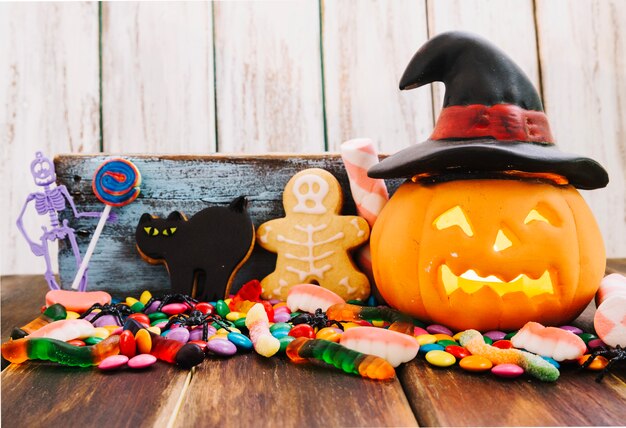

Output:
xmin=101 ymin=2 xmax=216 ymax=153
xmin=535 ymin=0 xmax=626 ymax=258
xmin=0 ymin=2 xmax=100 ymax=276
xmin=2 ymin=1 xmax=625 ymax=275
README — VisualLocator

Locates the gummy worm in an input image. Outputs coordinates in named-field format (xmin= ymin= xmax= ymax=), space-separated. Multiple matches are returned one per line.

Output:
xmin=286 ymin=337 xmax=395 ymax=380
xmin=124 ymin=319 xmax=205 ymax=369
xmin=245 ymin=303 xmax=280 ymax=357
xmin=1 ymin=335 xmax=120 ymax=367
xmin=326 ymin=303 xmax=415 ymax=335
xmin=11 ymin=303 xmax=67 ymax=339
xmin=459 ymin=329 xmax=559 ymax=382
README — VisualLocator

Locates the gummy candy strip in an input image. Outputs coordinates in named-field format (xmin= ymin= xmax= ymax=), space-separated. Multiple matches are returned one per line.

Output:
xmin=286 ymin=283 xmax=345 ymax=313
xmin=1 ymin=335 xmax=120 ymax=367
xmin=459 ymin=329 xmax=559 ymax=382
xmin=245 ymin=303 xmax=280 ymax=357
xmin=286 ymin=337 xmax=395 ymax=380
xmin=326 ymin=303 xmax=415 ymax=335
xmin=123 ymin=319 xmax=204 ymax=369
xmin=11 ymin=303 xmax=67 ymax=339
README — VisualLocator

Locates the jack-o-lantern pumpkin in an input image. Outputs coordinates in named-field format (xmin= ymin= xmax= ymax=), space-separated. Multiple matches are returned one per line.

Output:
xmin=368 ymin=32 xmax=609 ymax=331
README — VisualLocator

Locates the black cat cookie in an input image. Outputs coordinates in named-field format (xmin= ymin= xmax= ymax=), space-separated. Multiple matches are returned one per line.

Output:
xmin=135 ymin=196 xmax=255 ymax=302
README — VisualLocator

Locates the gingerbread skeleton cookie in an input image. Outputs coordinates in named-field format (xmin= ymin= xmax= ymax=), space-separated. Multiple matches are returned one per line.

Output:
xmin=257 ymin=168 xmax=370 ymax=301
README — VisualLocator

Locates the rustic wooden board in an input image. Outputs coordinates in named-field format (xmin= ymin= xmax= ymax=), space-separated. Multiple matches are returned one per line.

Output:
xmin=535 ymin=0 xmax=626 ymax=258
xmin=213 ymin=1 xmax=325 ymax=152
xmin=426 ymin=0 xmax=540 ymax=118
xmin=101 ymin=2 xmax=216 ymax=153
xmin=1 ymin=362 xmax=191 ymax=427
xmin=55 ymin=154 xmax=403 ymax=297
xmin=175 ymin=353 xmax=418 ymax=428
xmin=0 ymin=2 xmax=100 ymax=277
xmin=322 ymin=0 xmax=434 ymax=152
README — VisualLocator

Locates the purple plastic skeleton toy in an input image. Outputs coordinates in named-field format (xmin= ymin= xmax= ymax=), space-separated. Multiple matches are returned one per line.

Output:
xmin=16 ymin=152 xmax=104 ymax=291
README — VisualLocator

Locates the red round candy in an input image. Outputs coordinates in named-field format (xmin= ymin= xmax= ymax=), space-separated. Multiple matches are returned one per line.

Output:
xmin=119 ymin=330 xmax=137 ymax=358
xmin=128 ymin=313 xmax=150 ymax=326
xmin=188 ymin=340 xmax=208 ymax=352
xmin=195 ymin=302 xmax=214 ymax=315
xmin=67 ymin=339 xmax=86 ymax=347
xmin=289 ymin=324 xmax=316 ymax=339
xmin=445 ymin=345 xmax=471 ymax=359
xmin=492 ymin=340 xmax=513 ymax=349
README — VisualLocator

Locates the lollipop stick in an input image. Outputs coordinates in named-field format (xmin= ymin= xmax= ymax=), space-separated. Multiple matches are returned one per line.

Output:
xmin=70 ymin=205 xmax=111 ymax=290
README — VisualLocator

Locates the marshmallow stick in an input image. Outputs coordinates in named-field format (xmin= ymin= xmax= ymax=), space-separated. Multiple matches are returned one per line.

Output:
xmin=341 ymin=138 xmax=389 ymax=227
xmin=594 ymin=273 xmax=626 ymax=347
xmin=341 ymin=139 xmax=389 ymax=294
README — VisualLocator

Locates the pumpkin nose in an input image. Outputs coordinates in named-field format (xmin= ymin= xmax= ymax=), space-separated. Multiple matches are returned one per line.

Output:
xmin=493 ymin=229 xmax=513 ymax=252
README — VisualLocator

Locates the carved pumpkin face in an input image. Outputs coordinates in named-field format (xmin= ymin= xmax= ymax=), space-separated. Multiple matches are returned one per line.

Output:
xmin=371 ymin=179 xmax=605 ymax=331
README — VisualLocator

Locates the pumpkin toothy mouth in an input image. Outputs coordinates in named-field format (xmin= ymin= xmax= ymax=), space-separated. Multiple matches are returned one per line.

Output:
xmin=440 ymin=265 xmax=554 ymax=297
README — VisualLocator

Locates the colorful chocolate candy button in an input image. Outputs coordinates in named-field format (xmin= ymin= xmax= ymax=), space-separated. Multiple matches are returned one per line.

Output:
xmin=128 ymin=354 xmax=157 ymax=369
xmin=425 ymin=350 xmax=456 ymax=367
xmin=459 ymin=355 xmax=493 ymax=372
xmin=491 ymin=363 xmax=524 ymax=378
xmin=99 ymin=355 xmax=129 ymax=371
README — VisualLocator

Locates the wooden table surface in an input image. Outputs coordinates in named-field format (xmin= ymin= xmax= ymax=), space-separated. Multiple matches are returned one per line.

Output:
xmin=2 ymin=260 xmax=625 ymax=427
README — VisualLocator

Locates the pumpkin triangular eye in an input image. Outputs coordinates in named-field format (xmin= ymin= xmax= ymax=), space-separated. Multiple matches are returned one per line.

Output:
xmin=152 ymin=228 xmax=160 ymax=236
xmin=433 ymin=206 xmax=474 ymax=236
xmin=170 ymin=227 xmax=177 ymax=235
xmin=524 ymin=209 xmax=550 ymax=225
xmin=162 ymin=229 xmax=169 ymax=236
xmin=493 ymin=229 xmax=513 ymax=252
xmin=144 ymin=226 xmax=152 ymax=235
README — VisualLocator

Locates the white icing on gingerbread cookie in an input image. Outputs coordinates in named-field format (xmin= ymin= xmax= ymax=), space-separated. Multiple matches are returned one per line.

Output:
xmin=256 ymin=168 xmax=371 ymax=301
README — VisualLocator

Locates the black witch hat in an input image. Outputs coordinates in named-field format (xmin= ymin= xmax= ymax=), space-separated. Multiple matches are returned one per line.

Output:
xmin=368 ymin=31 xmax=608 ymax=190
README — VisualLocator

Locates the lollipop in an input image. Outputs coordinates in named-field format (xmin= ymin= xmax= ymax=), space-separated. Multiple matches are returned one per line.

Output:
xmin=71 ymin=158 xmax=141 ymax=290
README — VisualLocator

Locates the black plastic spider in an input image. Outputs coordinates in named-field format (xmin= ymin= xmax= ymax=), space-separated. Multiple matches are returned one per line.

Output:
xmin=162 ymin=310 xmax=231 ymax=341
xmin=142 ymin=293 xmax=198 ymax=313
xmin=291 ymin=308 xmax=344 ymax=331
xmin=78 ymin=303 xmax=132 ymax=326
xmin=581 ymin=345 xmax=626 ymax=382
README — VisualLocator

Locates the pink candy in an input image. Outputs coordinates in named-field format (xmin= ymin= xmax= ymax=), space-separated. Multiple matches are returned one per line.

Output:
xmin=128 ymin=354 xmax=157 ymax=369
xmin=98 ymin=355 xmax=129 ymax=371
xmin=491 ymin=363 xmax=524 ymax=378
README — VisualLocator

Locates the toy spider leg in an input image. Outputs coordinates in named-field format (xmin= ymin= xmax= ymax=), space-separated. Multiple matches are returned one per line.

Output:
xmin=163 ymin=310 xmax=231 ymax=341
xmin=142 ymin=293 xmax=199 ymax=314
xmin=291 ymin=308 xmax=344 ymax=331
xmin=79 ymin=303 xmax=132 ymax=326
xmin=581 ymin=345 xmax=626 ymax=382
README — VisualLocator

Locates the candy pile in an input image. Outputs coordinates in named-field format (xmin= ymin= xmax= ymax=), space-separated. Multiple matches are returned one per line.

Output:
xmin=1 ymin=280 xmax=614 ymax=382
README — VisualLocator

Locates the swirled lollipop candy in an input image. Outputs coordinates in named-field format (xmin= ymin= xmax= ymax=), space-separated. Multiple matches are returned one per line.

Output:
xmin=71 ymin=158 xmax=141 ymax=290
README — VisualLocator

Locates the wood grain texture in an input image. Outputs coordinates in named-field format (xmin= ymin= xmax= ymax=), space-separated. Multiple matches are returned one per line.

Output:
xmin=213 ymin=1 xmax=325 ymax=152
xmin=54 ymin=155 xmax=403 ymax=297
xmin=535 ymin=0 xmax=626 ymax=258
xmin=175 ymin=354 xmax=418 ymax=428
xmin=0 ymin=2 xmax=100 ymax=276
xmin=1 ymin=362 xmax=191 ymax=427
xmin=1 ymin=276 xmax=49 ymax=370
xmin=322 ymin=0 xmax=434 ymax=153
xmin=101 ymin=2 xmax=216 ymax=153
xmin=426 ymin=0 xmax=540 ymax=118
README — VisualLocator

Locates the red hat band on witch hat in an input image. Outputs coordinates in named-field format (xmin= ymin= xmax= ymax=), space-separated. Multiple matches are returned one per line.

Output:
xmin=368 ymin=32 xmax=608 ymax=190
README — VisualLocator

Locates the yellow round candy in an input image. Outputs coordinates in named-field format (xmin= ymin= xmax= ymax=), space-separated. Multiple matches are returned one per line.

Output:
xmin=92 ymin=327 xmax=110 ymax=339
xmin=316 ymin=327 xmax=342 ymax=342
xmin=126 ymin=297 xmax=139 ymax=306
xmin=139 ymin=290 xmax=152 ymax=305
xmin=371 ymin=320 xmax=385 ymax=328
xmin=208 ymin=335 xmax=227 ymax=342
xmin=341 ymin=322 xmax=361 ymax=330
xmin=433 ymin=333 xmax=455 ymax=342
xmin=273 ymin=302 xmax=287 ymax=309
xmin=102 ymin=325 xmax=119 ymax=334
xmin=425 ymin=350 xmax=456 ymax=367
xmin=135 ymin=329 xmax=152 ymax=354
xmin=147 ymin=326 xmax=161 ymax=335
xmin=226 ymin=312 xmax=242 ymax=321
xmin=416 ymin=334 xmax=437 ymax=345
xmin=459 ymin=355 xmax=493 ymax=372
xmin=224 ymin=298 xmax=232 ymax=305
xmin=453 ymin=331 xmax=465 ymax=341
xmin=65 ymin=311 xmax=80 ymax=320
